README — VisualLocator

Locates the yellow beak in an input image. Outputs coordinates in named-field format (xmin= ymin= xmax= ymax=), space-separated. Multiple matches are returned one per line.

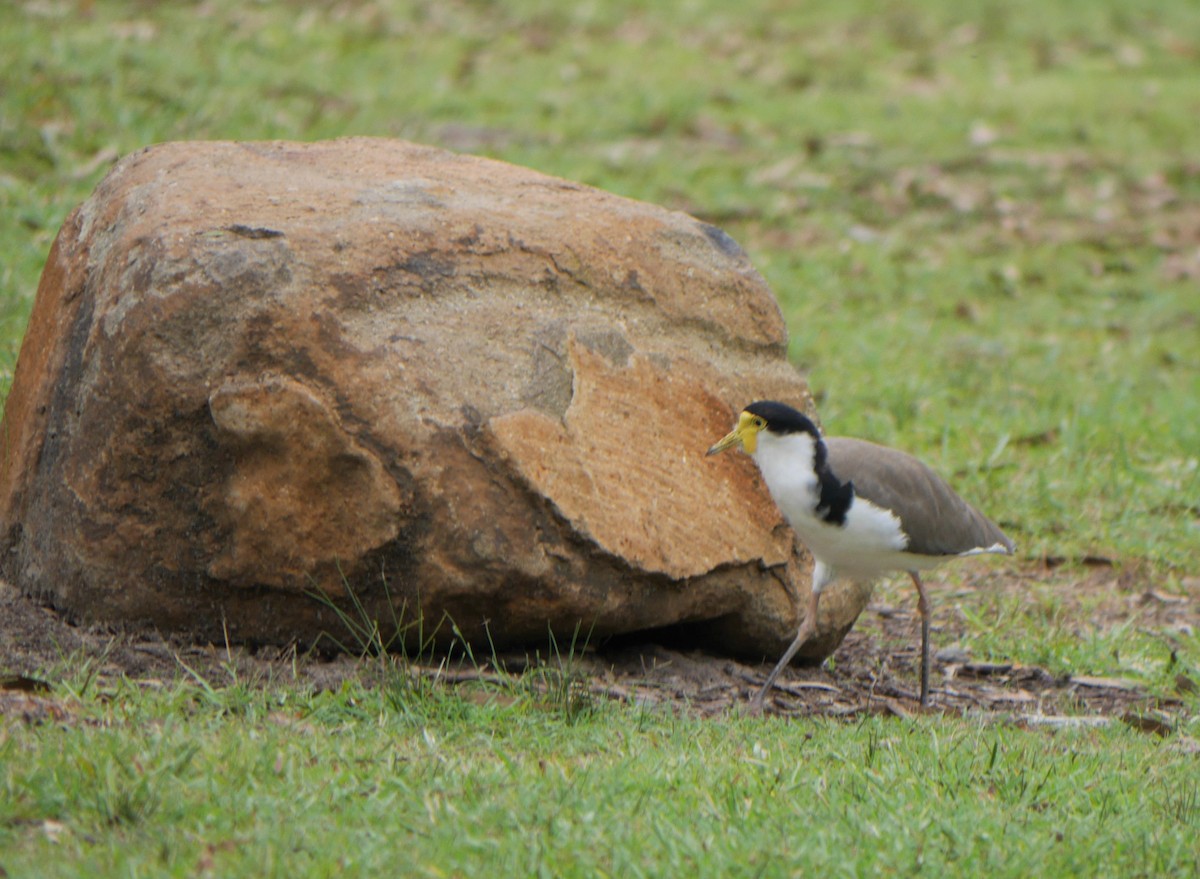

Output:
xmin=706 ymin=411 xmax=760 ymax=456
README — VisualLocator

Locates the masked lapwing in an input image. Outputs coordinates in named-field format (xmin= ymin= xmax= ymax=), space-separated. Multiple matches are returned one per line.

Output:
xmin=707 ymin=400 xmax=1014 ymax=710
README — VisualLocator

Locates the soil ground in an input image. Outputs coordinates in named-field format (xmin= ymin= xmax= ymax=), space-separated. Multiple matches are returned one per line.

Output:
xmin=2 ymin=564 xmax=1196 ymax=729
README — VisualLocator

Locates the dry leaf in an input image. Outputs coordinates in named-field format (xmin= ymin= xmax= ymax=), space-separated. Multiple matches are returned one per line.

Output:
xmin=0 ymin=675 xmax=51 ymax=693
xmin=1120 ymin=710 xmax=1174 ymax=737
xmin=1072 ymin=675 xmax=1142 ymax=691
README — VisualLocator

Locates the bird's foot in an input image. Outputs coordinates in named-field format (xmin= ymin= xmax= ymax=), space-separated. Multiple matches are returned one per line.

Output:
xmin=748 ymin=680 xmax=776 ymax=715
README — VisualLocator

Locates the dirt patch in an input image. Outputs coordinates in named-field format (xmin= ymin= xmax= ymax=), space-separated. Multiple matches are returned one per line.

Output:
xmin=2 ymin=564 xmax=1196 ymax=728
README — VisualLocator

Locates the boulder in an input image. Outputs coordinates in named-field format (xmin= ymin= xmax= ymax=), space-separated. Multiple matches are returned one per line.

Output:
xmin=0 ymin=138 xmax=870 ymax=661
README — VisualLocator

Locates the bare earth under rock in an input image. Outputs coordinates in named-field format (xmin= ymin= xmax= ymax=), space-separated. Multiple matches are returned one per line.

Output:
xmin=3 ymin=566 xmax=1195 ymax=728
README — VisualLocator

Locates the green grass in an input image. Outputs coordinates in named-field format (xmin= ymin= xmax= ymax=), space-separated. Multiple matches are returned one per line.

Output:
xmin=863 ymin=562 xmax=1200 ymax=694
xmin=1 ymin=0 xmax=1196 ymax=569
xmin=3 ymin=674 xmax=1199 ymax=878
xmin=2 ymin=0 xmax=1200 ymax=875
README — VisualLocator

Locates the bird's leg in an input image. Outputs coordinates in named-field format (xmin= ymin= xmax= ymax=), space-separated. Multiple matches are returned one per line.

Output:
xmin=751 ymin=587 xmax=821 ymax=713
xmin=910 ymin=571 xmax=931 ymax=707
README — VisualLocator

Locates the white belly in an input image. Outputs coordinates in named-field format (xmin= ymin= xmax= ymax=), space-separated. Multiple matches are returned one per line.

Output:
xmin=787 ymin=495 xmax=926 ymax=580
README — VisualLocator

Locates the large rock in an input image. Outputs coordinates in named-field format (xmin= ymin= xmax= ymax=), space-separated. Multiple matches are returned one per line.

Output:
xmin=0 ymin=138 xmax=870 ymax=661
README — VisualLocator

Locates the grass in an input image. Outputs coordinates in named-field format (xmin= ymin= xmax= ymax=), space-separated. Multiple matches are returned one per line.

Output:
xmin=2 ymin=0 xmax=1199 ymax=875
xmin=3 ymin=672 xmax=1200 ymax=878
xmin=1 ymin=0 xmax=1196 ymax=569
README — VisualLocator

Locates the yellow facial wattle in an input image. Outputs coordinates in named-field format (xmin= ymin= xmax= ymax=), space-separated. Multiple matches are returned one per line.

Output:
xmin=706 ymin=410 xmax=761 ymax=456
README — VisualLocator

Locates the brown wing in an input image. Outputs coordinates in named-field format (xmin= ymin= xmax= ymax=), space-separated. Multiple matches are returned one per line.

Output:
xmin=826 ymin=437 xmax=1014 ymax=557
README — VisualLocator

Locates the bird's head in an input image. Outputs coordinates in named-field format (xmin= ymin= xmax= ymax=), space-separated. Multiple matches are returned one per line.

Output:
xmin=706 ymin=401 xmax=821 ymax=457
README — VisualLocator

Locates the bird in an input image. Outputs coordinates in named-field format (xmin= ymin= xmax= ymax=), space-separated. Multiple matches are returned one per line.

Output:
xmin=707 ymin=400 xmax=1014 ymax=710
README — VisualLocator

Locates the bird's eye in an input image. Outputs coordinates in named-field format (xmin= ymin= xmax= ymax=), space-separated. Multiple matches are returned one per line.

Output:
xmin=754 ymin=418 xmax=766 ymax=429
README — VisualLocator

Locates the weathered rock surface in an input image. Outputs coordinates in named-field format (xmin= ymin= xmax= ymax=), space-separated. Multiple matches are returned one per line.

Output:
xmin=0 ymin=138 xmax=870 ymax=661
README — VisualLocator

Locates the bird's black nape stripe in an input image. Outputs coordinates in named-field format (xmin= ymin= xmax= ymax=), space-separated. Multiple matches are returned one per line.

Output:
xmin=815 ymin=466 xmax=854 ymax=526
xmin=811 ymin=438 xmax=853 ymax=525
xmin=743 ymin=401 xmax=820 ymax=437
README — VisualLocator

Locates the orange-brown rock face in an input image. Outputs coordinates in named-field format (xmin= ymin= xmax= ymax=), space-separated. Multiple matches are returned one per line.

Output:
xmin=0 ymin=138 xmax=869 ymax=660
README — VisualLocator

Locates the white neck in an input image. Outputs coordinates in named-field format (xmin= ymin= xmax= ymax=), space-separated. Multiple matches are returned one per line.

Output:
xmin=750 ymin=431 xmax=823 ymax=527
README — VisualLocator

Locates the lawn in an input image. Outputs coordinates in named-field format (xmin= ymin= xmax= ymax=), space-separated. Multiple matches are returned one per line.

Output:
xmin=3 ymin=673 xmax=1199 ymax=877
xmin=2 ymin=0 xmax=1199 ymax=875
